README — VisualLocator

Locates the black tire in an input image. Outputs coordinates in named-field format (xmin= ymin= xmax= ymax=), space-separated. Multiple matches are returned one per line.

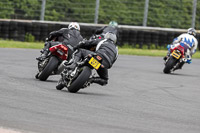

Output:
xmin=163 ymin=56 xmax=177 ymax=74
xmin=38 ymin=56 xmax=59 ymax=81
xmin=35 ymin=72 xmax=39 ymax=79
xmin=56 ymin=78 xmax=65 ymax=90
xmin=68 ymin=66 xmax=91 ymax=93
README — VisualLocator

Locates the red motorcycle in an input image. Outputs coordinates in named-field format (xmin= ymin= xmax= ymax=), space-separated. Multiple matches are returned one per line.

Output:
xmin=35 ymin=43 xmax=69 ymax=81
xmin=163 ymin=42 xmax=191 ymax=74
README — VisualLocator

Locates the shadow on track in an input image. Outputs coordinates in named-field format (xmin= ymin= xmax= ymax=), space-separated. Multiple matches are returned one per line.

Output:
xmin=58 ymin=89 xmax=112 ymax=97
xmin=162 ymin=72 xmax=199 ymax=77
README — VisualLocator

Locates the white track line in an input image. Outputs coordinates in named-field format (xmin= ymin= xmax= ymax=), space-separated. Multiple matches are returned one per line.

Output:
xmin=0 ymin=127 xmax=25 ymax=133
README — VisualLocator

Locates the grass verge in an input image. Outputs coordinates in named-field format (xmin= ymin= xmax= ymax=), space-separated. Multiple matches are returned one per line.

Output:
xmin=0 ymin=39 xmax=43 ymax=49
xmin=0 ymin=39 xmax=199 ymax=58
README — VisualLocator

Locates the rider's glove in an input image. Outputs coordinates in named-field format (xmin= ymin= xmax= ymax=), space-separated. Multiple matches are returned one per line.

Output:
xmin=80 ymin=39 xmax=87 ymax=45
xmin=45 ymin=37 xmax=49 ymax=41
xmin=167 ymin=44 xmax=171 ymax=50
xmin=74 ymin=39 xmax=87 ymax=50
xmin=91 ymin=34 xmax=97 ymax=39
xmin=186 ymin=59 xmax=192 ymax=64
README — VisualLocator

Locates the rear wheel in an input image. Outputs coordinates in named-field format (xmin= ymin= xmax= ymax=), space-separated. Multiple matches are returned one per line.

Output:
xmin=163 ymin=56 xmax=177 ymax=74
xmin=68 ymin=66 xmax=91 ymax=93
xmin=35 ymin=73 xmax=39 ymax=79
xmin=38 ymin=56 xmax=59 ymax=81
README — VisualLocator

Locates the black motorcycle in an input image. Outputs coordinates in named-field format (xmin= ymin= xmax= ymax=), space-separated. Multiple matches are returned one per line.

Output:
xmin=56 ymin=53 xmax=104 ymax=93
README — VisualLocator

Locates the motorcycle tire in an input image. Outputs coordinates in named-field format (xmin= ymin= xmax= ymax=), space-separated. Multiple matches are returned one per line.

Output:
xmin=35 ymin=72 xmax=39 ymax=79
xmin=163 ymin=56 xmax=177 ymax=74
xmin=67 ymin=66 xmax=91 ymax=93
xmin=38 ymin=56 xmax=59 ymax=81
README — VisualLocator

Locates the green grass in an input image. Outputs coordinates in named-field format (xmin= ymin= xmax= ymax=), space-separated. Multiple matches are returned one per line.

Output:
xmin=0 ymin=39 xmax=199 ymax=58
xmin=119 ymin=48 xmax=167 ymax=57
xmin=118 ymin=44 xmax=200 ymax=58
xmin=0 ymin=39 xmax=43 ymax=49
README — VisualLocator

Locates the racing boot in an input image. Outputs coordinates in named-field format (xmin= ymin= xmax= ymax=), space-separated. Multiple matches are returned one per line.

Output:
xmin=36 ymin=49 xmax=49 ymax=61
xmin=64 ymin=56 xmax=80 ymax=70
xmin=178 ymin=62 xmax=184 ymax=69
xmin=88 ymin=77 xmax=108 ymax=86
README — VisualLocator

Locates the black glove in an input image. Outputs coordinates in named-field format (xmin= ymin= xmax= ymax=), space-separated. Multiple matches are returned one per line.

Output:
xmin=80 ymin=39 xmax=87 ymax=44
xmin=74 ymin=39 xmax=87 ymax=50
xmin=90 ymin=34 xmax=97 ymax=39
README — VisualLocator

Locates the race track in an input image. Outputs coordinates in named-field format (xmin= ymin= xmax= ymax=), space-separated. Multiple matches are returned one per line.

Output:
xmin=0 ymin=48 xmax=200 ymax=133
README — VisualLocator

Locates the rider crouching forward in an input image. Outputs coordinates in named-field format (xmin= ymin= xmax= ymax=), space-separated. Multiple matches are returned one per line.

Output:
xmin=65 ymin=32 xmax=118 ymax=86
xmin=37 ymin=22 xmax=83 ymax=61
xmin=164 ymin=28 xmax=198 ymax=69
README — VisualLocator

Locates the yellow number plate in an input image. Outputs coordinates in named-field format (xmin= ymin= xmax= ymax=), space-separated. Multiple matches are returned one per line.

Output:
xmin=88 ymin=57 xmax=101 ymax=70
xmin=171 ymin=51 xmax=181 ymax=59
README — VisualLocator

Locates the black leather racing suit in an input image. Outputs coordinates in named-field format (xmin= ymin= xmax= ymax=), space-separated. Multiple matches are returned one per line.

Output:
xmin=80 ymin=37 xmax=118 ymax=68
xmin=94 ymin=26 xmax=119 ymax=41
xmin=95 ymin=26 xmax=118 ymax=35
xmin=43 ymin=28 xmax=83 ymax=60
xmin=71 ymin=38 xmax=118 ymax=85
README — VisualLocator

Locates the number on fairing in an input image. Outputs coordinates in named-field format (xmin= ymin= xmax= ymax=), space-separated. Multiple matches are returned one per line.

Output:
xmin=171 ymin=50 xmax=181 ymax=59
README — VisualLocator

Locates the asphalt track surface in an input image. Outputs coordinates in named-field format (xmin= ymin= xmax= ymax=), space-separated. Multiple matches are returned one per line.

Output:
xmin=0 ymin=48 xmax=200 ymax=133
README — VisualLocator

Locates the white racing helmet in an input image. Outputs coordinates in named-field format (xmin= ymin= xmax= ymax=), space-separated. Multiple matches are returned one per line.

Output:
xmin=68 ymin=22 xmax=80 ymax=31
xmin=187 ymin=28 xmax=196 ymax=36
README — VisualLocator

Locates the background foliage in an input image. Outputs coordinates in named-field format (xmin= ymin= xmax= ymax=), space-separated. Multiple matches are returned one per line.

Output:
xmin=0 ymin=0 xmax=199 ymax=29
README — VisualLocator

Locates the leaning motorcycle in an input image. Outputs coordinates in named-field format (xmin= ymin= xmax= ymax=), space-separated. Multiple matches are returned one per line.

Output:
xmin=56 ymin=53 xmax=104 ymax=93
xmin=35 ymin=43 xmax=69 ymax=81
xmin=163 ymin=43 xmax=191 ymax=74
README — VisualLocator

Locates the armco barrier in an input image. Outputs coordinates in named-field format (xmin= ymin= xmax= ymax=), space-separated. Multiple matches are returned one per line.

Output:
xmin=0 ymin=19 xmax=199 ymax=49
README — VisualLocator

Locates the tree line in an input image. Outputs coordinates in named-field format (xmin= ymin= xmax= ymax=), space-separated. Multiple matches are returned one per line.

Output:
xmin=0 ymin=0 xmax=200 ymax=29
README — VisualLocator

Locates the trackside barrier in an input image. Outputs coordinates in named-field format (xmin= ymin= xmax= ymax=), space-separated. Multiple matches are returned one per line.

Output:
xmin=0 ymin=19 xmax=199 ymax=49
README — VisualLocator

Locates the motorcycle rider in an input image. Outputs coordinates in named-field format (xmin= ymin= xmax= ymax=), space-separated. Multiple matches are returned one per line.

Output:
xmin=164 ymin=28 xmax=198 ymax=69
xmin=92 ymin=21 xmax=119 ymax=43
xmin=65 ymin=32 xmax=118 ymax=86
xmin=36 ymin=22 xmax=83 ymax=61
xmin=95 ymin=21 xmax=118 ymax=35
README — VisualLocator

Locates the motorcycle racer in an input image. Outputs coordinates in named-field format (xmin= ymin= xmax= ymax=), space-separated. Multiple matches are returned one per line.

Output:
xmin=164 ymin=28 xmax=198 ymax=68
xmin=36 ymin=22 xmax=83 ymax=61
xmin=93 ymin=21 xmax=119 ymax=43
xmin=65 ymin=32 xmax=118 ymax=86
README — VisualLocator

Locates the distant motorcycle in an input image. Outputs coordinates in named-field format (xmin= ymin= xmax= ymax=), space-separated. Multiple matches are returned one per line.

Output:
xmin=56 ymin=53 xmax=104 ymax=93
xmin=35 ymin=43 xmax=69 ymax=81
xmin=163 ymin=42 xmax=191 ymax=74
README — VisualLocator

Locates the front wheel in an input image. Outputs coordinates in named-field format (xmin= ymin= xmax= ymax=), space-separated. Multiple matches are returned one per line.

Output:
xmin=163 ymin=56 xmax=178 ymax=74
xmin=38 ymin=56 xmax=59 ymax=81
xmin=68 ymin=66 xmax=92 ymax=93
